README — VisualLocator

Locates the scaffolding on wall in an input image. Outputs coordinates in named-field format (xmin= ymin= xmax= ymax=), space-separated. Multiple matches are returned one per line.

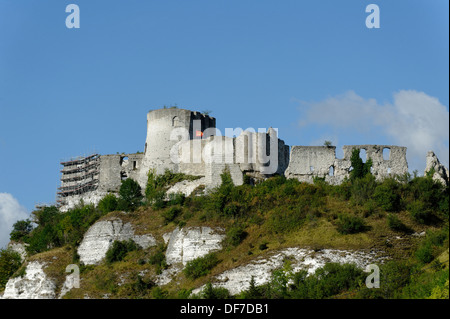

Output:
xmin=57 ymin=153 xmax=100 ymax=204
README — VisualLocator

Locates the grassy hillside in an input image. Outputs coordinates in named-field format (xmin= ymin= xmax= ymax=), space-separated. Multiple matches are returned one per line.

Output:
xmin=1 ymin=169 xmax=448 ymax=299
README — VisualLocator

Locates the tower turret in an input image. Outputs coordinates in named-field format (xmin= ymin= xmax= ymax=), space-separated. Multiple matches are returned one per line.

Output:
xmin=137 ymin=107 xmax=216 ymax=187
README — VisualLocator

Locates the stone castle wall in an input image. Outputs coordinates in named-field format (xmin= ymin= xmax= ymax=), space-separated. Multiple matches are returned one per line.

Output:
xmin=285 ymin=145 xmax=408 ymax=185
xmin=57 ymin=108 xmax=410 ymax=210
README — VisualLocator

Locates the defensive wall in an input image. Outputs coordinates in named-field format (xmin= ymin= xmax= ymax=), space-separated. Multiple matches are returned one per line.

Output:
xmin=57 ymin=108 xmax=410 ymax=210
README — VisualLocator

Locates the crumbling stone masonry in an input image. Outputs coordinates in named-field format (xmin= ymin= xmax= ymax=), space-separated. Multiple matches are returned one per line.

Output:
xmin=57 ymin=108 xmax=412 ymax=210
xmin=58 ymin=153 xmax=143 ymax=211
xmin=284 ymin=145 xmax=408 ymax=185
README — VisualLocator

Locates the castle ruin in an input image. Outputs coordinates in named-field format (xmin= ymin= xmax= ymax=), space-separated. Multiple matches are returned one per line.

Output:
xmin=57 ymin=107 xmax=409 ymax=211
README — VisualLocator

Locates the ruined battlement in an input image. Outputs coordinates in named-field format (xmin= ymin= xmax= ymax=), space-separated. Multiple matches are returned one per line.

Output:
xmin=57 ymin=108 xmax=411 ymax=210
xmin=285 ymin=144 xmax=408 ymax=185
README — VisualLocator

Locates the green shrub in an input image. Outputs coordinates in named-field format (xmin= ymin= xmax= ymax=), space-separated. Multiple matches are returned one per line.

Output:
xmin=408 ymin=200 xmax=433 ymax=224
xmin=387 ymin=214 xmax=409 ymax=232
xmin=152 ymin=286 xmax=169 ymax=299
xmin=357 ymin=260 xmax=411 ymax=299
xmin=183 ymin=253 xmax=219 ymax=280
xmin=0 ymin=249 xmax=22 ymax=289
xmin=414 ymin=229 xmax=448 ymax=264
xmin=145 ymin=169 xmax=161 ymax=203
xmin=332 ymin=178 xmax=352 ymax=200
xmin=223 ymin=202 xmax=241 ymax=217
xmin=438 ymin=192 xmax=449 ymax=219
xmin=162 ymin=206 xmax=182 ymax=224
xmin=428 ymin=279 xmax=449 ymax=299
xmin=224 ymin=225 xmax=248 ymax=248
xmin=362 ymin=199 xmax=381 ymax=217
xmin=118 ymin=179 xmax=143 ymax=211
xmin=10 ymin=219 xmax=33 ymax=242
xmin=247 ymin=263 xmax=367 ymax=299
xmin=350 ymin=148 xmax=373 ymax=180
xmin=240 ymin=276 xmax=263 ymax=299
xmin=335 ymin=213 xmax=366 ymax=234
xmin=243 ymin=174 xmax=252 ymax=185
xmin=26 ymin=225 xmax=59 ymax=254
xmin=97 ymin=194 xmax=118 ymax=213
xmin=148 ymin=244 xmax=168 ymax=275
xmin=167 ymin=193 xmax=185 ymax=206
xmin=401 ymin=268 xmax=449 ymax=299
xmin=105 ymin=239 xmax=140 ymax=264
xmin=128 ymin=274 xmax=154 ymax=297
xmin=203 ymin=170 xmax=235 ymax=215
xmin=201 ymin=282 xmax=232 ymax=299
xmin=409 ymin=175 xmax=445 ymax=207
xmin=350 ymin=174 xmax=377 ymax=206
xmin=309 ymin=263 xmax=365 ymax=298
xmin=415 ymin=241 xmax=434 ymax=264
xmin=266 ymin=207 xmax=306 ymax=234
xmin=32 ymin=206 xmax=60 ymax=227
xmin=373 ymin=179 xmax=401 ymax=212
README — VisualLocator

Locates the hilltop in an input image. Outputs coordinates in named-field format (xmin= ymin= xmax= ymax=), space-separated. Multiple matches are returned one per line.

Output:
xmin=0 ymin=163 xmax=448 ymax=299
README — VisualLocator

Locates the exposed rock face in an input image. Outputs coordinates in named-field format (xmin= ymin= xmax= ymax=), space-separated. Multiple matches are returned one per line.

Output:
xmin=155 ymin=227 xmax=225 ymax=286
xmin=1 ymin=261 xmax=56 ymax=299
xmin=425 ymin=151 xmax=449 ymax=186
xmin=7 ymin=242 xmax=28 ymax=262
xmin=192 ymin=247 xmax=387 ymax=296
xmin=165 ymin=227 xmax=225 ymax=266
xmin=166 ymin=177 xmax=206 ymax=197
xmin=58 ymin=268 xmax=79 ymax=299
xmin=77 ymin=217 xmax=156 ymax=265
xmin=59 ymin=190 xmax=108 ymax=212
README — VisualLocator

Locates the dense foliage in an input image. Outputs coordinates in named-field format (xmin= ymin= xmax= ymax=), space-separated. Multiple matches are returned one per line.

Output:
xmin=118 ymin=178 xmax=143 ymax=211
xmin=105 ymin=239 xmax=140 ymax=264
xmin=24 ymin=204 xmax=105 ymax=255
xmin=183 ymin=253 xmax=220 ymax=280
xmin=4 ymin=163 xmax=448 ymax=299
xmin=0 ymin=249 xmax=22 ymax=289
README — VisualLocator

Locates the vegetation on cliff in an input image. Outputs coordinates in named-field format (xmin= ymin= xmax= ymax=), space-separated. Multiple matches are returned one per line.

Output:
xmin=1 ymin=162 xmax=448 ymax=299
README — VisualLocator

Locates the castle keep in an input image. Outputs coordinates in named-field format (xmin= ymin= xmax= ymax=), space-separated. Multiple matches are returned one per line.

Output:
xmin=57 ymin=107 xmax=409 ymax=211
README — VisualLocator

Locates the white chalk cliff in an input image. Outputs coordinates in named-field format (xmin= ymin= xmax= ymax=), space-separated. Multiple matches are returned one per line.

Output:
xmin=77 ymin=217 xmax=156 ymax=265
xmin=192 ymin=247 xmax=387 ymax=296
xmin=425 ymin=151 xmax=449 ymax=186
xmin=1 ymin=261 xmax=56 ymax=299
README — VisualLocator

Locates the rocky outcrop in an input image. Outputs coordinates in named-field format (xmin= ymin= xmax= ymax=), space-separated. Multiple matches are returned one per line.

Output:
xmin=166 ymin=177 xmax=206 ymax=197
xmin=59 ymin=190 xmax=108 ymax=212
xmin=425 ymin=151 xmax=449 ymax=186
xmin=1 ymin=261 xmax=56 ymax=299
xmin=77 ymin=217 xmax=156 ymax=265
xmin=156 ymin=227 xmax=225 ymax=285
xmin=164 ymin=227 xmax=225 ymax=266
xmin=7 ymin=242 xmax=28 ymax=262
xmin=58 ymin=267 xmax=79 ymax=299
xmin=192 ymin=247 xmax=387 ymax=296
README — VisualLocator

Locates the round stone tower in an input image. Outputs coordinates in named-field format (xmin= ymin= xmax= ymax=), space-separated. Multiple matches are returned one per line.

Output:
xmin=137 ymin=107 xmax=216 ymax=187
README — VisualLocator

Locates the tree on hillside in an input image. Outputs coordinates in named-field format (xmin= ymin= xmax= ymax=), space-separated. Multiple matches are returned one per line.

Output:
xmin=350 ymin=148 xmax=373 ymax=180
xmin=119 ymin=179 xmax=143 ymax=211
xmin=10 ymin=219 xmax=33 ymax=242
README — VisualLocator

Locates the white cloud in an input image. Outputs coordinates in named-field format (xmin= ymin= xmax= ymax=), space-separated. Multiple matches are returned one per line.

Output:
xmin=0 ymin=193 xmax=29 ymax=249
xmin=297 ymin=90 xmax=449 ymax=172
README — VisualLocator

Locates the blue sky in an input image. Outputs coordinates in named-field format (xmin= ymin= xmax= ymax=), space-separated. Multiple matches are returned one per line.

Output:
xmin=0 ymin=1 xmax=448 ymax=248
